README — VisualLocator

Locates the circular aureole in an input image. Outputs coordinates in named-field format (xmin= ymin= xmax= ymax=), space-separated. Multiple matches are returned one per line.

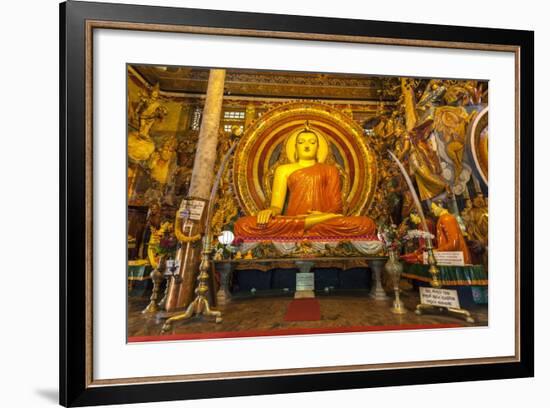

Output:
xmin=233 ymin=101 xmax=377 ymax=216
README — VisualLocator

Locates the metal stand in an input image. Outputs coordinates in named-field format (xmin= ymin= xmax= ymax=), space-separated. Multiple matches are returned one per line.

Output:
xmin=159 ymin=136 xmax=240 ymax=334
xmin=386 ymin=251 xmax=407 ymax=314
xmin=391 ymin=294 xmax=407 ymax=314
xmin=425 ymin=245 xmax=442 ymax=288
xmin=157 ymin=260 xmax=176 ymax=310
xmin=161 ymin=242 xmax=221 ymax=333
xmin=367 ymin=258 xmax=390 ymax=300
xmin=414 ymin=246 xmax=475 ymax=324
xmin=415 ymin=304 xmax=475 ymax=323
xmin=142 ymin=257 xmax=165 ymax=314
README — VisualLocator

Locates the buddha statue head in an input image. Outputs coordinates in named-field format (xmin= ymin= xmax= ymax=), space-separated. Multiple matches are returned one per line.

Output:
xmin=287 ymin=121 xmax=329 ymax=163
xmin=295 ymin=129 xmax=319 ymax=161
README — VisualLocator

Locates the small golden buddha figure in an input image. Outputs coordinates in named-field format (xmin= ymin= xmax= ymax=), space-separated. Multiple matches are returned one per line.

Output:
xmin=431 ymin=202 xmax=472 ymax=264
xmin=135 ymin=83 xmax=167 ymax=139
xmin=234 ymin=122 xmax=376 ymax=239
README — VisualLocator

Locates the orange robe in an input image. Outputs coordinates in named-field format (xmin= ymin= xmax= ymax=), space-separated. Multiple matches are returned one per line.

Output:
xmin=234 ymin=163 xmax=376 ymax=239
xmin=435 ymin=213 xmax=472 ymax=264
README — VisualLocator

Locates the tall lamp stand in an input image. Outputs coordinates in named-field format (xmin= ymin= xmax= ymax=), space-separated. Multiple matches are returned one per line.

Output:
xmin=160 ymin=133 xmax=240 ymax=333
xmin=161 ymin=237 xmax=221 ymax=333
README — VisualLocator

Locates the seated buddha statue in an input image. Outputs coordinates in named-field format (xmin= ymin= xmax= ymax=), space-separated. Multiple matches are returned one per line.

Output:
xmin=234 ymin=122 xmax=377 ymax=240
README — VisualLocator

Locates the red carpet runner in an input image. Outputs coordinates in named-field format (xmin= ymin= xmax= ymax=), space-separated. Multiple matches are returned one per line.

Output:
xmin=284 ymin=298 xmax=321 ymax=322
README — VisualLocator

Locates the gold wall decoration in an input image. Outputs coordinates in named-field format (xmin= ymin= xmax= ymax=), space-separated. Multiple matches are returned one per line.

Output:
xmin=233 ymin=101 xmax=378 ymax=216
xmin=210 ymin=182 xmax=239 ymax=235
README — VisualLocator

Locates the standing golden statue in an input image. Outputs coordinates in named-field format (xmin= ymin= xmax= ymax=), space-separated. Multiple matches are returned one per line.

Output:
xmin=408 ymin=131 xmax=447 ymax=201
xmin=234 ymin=122 xmax=376 ymax=239
xmin=128 ymin=83 xmax=168 ymax=162
xmin=135 ymin=82 xmax=168 ymax=139
xmin=399 ymin=78 xmax=447 ymax=201
xmin=148 ymin=137 xmax=177 ymax=185
xmin=433 ymin=106 xmax=473 ymax=184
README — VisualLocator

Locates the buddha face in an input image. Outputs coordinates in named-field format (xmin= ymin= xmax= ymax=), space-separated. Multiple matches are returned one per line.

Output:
xmin=295 ymin=131 xmax=318 ymax=161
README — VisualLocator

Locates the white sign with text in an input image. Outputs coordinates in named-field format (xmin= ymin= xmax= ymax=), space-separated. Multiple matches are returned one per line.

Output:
xmin=419 ymin=287 xmax=460 ymax=309
xmin=296 ymin=272 xmax=315 ymax=291
xmin=423 ymin=251 xmax=465 ymax=266
xmin=179 ymin=199 xmax=206 ymax=221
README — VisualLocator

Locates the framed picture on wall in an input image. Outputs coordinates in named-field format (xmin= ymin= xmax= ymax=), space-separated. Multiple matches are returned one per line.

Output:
xmin=60 ymin=1 xmax=534 ymax=406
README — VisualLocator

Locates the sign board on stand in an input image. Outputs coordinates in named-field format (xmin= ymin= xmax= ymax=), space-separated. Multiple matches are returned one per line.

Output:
xmin=179 ymin=199 xmax=206 ymax=222
xmin=419 ymin=287 xmax=461 ymax=309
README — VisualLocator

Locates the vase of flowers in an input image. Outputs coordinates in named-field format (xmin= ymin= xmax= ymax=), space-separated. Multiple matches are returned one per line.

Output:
xmin=378 ymin=223 xmax=407 ymax=314
xmin=385 ymin=249 xmax=406 ymax=314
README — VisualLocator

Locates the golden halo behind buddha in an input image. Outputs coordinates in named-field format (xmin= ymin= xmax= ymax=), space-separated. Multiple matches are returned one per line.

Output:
xmin=233 ymin=101 xmax=378 ymax=216
xmin=285 ymin=122 xmax=329 ymax=163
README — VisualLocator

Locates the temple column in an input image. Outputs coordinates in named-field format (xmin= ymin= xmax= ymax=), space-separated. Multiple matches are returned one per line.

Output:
xmin=188 ymin=69 xmax=226 ymax=198
xmin=165 ymin=69 xmax=226 ymax=312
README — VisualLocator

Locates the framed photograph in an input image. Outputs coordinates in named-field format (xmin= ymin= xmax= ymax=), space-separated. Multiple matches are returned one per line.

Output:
xmin=60 ymin=0 xmax=534 ymax=406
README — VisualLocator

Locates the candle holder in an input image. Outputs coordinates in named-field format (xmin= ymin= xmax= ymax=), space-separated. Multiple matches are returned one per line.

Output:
xmin=158 ymin=257 xmax=178 ymax=310
xmin=160 ymin=133 xmax=241 ymax=333
xmin=142 ymin=254 xmax=166 ymax=314
xmin=161 ymin=236 xmax=221 ymax=333
xmin=425 ymin=243 xmax=442 ymax=288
